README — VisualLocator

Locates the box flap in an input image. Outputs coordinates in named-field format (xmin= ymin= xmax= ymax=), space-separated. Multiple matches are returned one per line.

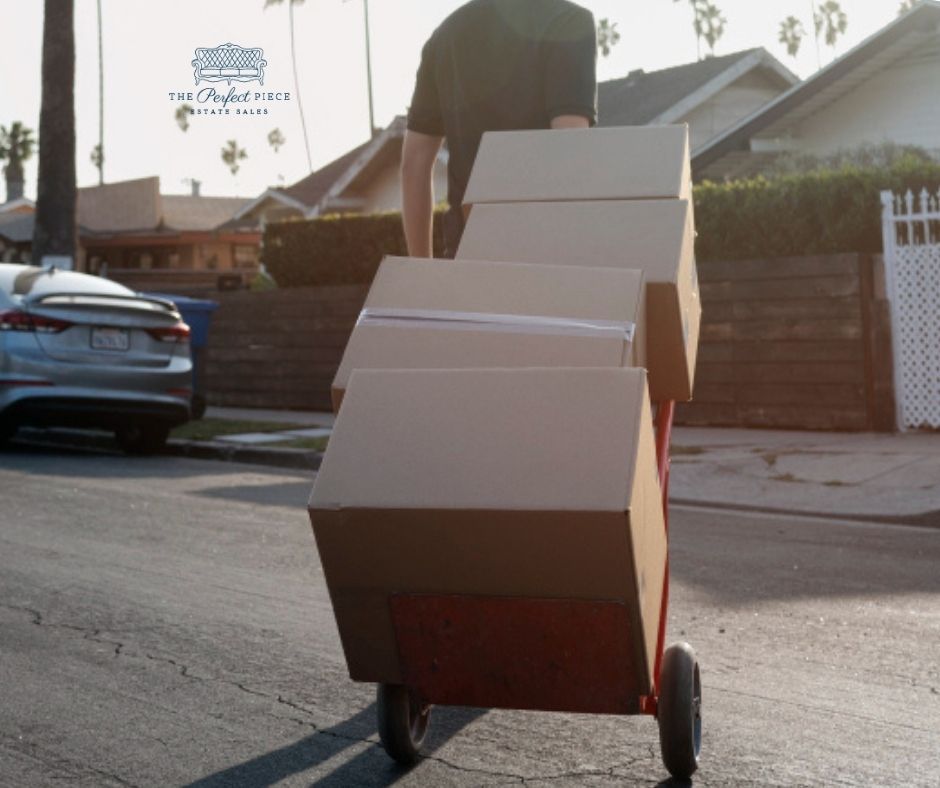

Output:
xmin=312 ymin=367 xmax=647 ymax=512
xmin=463 ymin=125 xmax=690 ymax=204
xmin=332 ymin=257 xmax=645 ymax=396
xmin=457 ymin=200 xmax=694 ymax=284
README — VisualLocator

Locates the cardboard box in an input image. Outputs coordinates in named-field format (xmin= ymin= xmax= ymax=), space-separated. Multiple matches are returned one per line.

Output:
xmin=462 ymin=125 xmax=690 ymax=205
xmin=457 ymin=199 xmax=701 ymax=401
xmin=309 ymin=367 xmax=667 ymax=711
xmin=331 ymin=256 xmax=645 ymax=411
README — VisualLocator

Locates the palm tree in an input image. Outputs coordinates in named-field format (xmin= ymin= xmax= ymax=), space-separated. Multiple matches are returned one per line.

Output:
xmin=222 ymin=140 xmax=248 ymax=176
xmin=33 ymin=0 xmax=77 ymax=267
xmin=268 ymin=128 xmax=286 ymax=153
xmin=95 ymin=0 xmax=104 ymax=184
xmin=778 ymin=15 xmax=806 ymax=58
xmin=813 ymin=1 xmax=847 ymax=56
xmin=175 ymin=104 xmax=192 ymax=132
xmin=672 ymin=0 xmax=726 ymax=60
xmin=695 ymin=2 xmax=727 ymax=56
xmin=596 ymin=18 xmax=621 ymax=58
xmin=265 ymin=0 xmax=313 ymax=171
xmin=0 ymin=122 xmax=36 ymax=203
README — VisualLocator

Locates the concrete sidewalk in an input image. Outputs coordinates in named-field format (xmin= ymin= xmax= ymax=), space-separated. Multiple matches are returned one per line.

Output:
xmin=200 ymin=408 xmax=940 ymax=524
xmin=669 ymin=426 xmax=940 ymax=523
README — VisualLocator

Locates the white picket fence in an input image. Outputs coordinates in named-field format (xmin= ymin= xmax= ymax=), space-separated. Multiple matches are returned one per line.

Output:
xmin=880 ymin=188 xmax=940 ymax=430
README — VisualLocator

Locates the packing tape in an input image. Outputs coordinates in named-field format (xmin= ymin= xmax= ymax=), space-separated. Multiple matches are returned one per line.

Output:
xmin=357 ymin=307 xmax=635 ymax=343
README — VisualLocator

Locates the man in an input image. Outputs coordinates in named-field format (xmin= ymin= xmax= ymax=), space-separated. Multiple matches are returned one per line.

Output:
xmin=401 ymin=0 xmax=597 ymax=258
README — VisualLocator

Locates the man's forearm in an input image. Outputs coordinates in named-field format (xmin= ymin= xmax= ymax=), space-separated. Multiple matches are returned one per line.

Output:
xmin=401 ymin=161 xmax=435 ymax=258
xmin=401 ymin=130 xmax=443 ymax=258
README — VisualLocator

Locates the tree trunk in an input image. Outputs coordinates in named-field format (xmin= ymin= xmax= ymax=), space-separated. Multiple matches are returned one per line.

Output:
xmin=32 ymin=0 xmax=77 ymax=267
xmin=4 ymin=161 xmax=24 ymax=202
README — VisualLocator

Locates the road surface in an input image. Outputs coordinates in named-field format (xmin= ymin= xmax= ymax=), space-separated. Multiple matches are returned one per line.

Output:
xmin=1 ymin=445 xmax=938 ymax=786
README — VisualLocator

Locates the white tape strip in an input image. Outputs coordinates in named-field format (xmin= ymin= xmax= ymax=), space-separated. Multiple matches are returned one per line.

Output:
xmin=357 ymin=307 xmax=635 ymax=343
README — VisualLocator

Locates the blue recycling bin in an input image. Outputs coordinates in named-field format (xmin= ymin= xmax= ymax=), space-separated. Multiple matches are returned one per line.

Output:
xmin=147 ymin=294 xmax=219 ymax=419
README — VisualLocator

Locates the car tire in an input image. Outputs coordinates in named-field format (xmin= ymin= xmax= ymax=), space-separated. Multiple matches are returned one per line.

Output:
xmin=0 ymin=419 xmax=17 ymax=448
xmin=116 ymin=424 xmax=169 ymax=455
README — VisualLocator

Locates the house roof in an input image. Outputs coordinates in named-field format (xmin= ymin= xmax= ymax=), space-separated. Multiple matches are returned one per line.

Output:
xmin=0 ymin=212 xmax=36 ymax=243
xmin=280 ymin=139 xmax=374 ymax=207
xmin=0 ymin=196 xmax=35 ymax=214
xmin=598 ymin=48 xmax=797 ymax=127
xmin=693 ymin=0 xmax=940 ymax=178
xmin=161 ymin=195 xmax=249 ymax=231
xmin=77 ymin=176 xmax=252 ymax=236
xmin=78 ymin=177 xmax=162 ymax=233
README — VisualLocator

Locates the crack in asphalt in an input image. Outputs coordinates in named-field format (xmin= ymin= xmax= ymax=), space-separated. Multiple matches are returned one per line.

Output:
xmin=4 ymin=603 xmax=125 ymax=658
xmin=4 ymin=602 xmax=660 ymax=784
xmin=0 ymin=732 xmax=141 ymax=788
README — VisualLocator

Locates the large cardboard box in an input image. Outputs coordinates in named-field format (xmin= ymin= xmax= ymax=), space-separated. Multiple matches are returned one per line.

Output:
xmin=309 ymin=367 xmax=667 ymax=712
xmin=330 ymin=256 xmax=645 ymax=411
xmin=457 ymin=199 xmax=701 ymax=401
xmin=462 ymin=125 xmax=691 ymax=205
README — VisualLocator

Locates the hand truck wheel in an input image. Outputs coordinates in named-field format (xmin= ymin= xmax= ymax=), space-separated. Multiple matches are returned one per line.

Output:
xmin=376 ymin=683 xmax=431 ymax=765
xmin=657 ymin=642 xmax=702 ymax=780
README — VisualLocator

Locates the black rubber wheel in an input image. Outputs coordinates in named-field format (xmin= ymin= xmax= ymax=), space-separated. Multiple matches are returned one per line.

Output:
xmin=191 ymin=393 xmax=207 ymax=420
xmin=0 ymin=419 xmax=17 ymax=447
xmin=376 ymin=683 xmax=430 ymax=765
xmin=115 ymin=423 xmax=170 ymax=455
xmin=657 ymin=642 xmax=702 ymax=780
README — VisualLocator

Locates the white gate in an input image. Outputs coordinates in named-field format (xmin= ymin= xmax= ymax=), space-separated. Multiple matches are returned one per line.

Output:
xmin=880 ymin=188 xmax=940 ymax=430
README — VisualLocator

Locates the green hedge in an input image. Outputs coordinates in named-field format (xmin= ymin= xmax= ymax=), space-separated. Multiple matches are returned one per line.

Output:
xmin=264 ymin=159 xmax=940 ymax=287
xmin=264 ymin=211 xmax=445 ymax=287
xmin=694 ymin=158 xmax=940 ymax=261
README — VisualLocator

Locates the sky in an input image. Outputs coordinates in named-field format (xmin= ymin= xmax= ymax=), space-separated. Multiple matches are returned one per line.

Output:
xmin=0 ymin=0 xmax=910 ymax=201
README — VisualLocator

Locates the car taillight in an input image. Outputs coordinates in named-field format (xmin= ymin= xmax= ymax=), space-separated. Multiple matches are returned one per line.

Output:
xmin=0 ymin=310 xmax=72 ymax=333
xmin=146 ymin=322 xmax=191 ymax=343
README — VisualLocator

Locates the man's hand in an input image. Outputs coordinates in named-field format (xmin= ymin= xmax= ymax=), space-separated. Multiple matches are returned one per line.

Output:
xmin=550 ymin=115 xmax=590 ymax=129
xmin=401 ymin=129 xmax=444 ymax=258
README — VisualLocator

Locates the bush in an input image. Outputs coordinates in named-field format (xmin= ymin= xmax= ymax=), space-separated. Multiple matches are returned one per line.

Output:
xmin=694 ymin=156 xmax=940 ymax=261
xmin=263 ymin=158 xmax=940 ymax=286
xmin=264 ymin=211 xmax=445 ymax=287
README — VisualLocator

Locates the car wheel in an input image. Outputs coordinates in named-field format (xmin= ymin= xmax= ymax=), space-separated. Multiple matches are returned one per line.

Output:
xmin=116 ymin=424 xmax=169 ymax=455
xmin=0 ymin=419 xmax=17 ymax=448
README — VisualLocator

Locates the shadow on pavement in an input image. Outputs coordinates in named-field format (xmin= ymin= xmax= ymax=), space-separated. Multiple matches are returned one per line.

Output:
xmin=194 ymin=481 xmax=313 ymax=509
xmin=184 ymin=703 xmax=485 ymax=788
xmin=667 ymin=506 xmax=940 ymax=605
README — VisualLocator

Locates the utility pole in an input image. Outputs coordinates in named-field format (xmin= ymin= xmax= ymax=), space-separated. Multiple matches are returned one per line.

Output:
xmin=364 ymin=0 xmax=376 ymax=137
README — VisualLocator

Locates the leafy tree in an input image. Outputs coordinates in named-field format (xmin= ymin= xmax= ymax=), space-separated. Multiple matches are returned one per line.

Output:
xmin=175 ymin=104 xmax=192 ymax=132
xmin=596 ymin=18 xmax=621 ymax=57
xmin=268 ymin=128 xmax=286 ymax=153
xmin=222 ymin=140 xmax=248 ymax=176
xmin=32 ymin=0 xmax=77 ymax=267
xmin=0 ymin=122 xmax=36 ymax=203
xmin=778 ymin=15 xmax=806 ymax=58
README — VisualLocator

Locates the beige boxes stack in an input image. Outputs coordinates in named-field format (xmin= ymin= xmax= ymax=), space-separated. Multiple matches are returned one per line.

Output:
xmin=459 ymin=125 xmax=701 ymax=403
xmin=309 ymin=125 xmax=698 ymax=707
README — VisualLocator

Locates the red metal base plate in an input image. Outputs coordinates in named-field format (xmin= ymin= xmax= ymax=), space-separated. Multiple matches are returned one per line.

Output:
xmin=390 ymin=594 xmax=642 ymax=715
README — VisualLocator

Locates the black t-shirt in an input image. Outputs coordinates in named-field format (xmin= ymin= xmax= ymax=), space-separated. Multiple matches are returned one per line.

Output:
xmin=407 ymin=0 xmax=597 ymax=254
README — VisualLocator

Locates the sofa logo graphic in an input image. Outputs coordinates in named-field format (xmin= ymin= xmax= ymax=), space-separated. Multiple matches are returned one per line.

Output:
xmin=192 ymin=43 xmax=267 ymax=86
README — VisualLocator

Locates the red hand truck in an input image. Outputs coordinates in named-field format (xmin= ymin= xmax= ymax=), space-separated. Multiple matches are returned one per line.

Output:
xmin=374 ymin=400 xmax=702 ymax=781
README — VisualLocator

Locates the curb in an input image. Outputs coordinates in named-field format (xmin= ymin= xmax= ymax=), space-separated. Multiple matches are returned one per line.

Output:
xmin=167 ymin=439 xmax=323 ymax=470
xmin=11 ymin=428 xmax=323 ymax=471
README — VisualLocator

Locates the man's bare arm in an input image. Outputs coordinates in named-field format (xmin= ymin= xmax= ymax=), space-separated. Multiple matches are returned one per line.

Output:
xmin=401 ymin=130 xmax=444 ymax=258
xmin=550 ymin=114 xmax=590 ymax=129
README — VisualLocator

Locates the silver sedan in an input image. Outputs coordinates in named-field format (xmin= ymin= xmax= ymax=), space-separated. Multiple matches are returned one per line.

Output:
xmin=0 ymin=264 xmax=192 ymax=454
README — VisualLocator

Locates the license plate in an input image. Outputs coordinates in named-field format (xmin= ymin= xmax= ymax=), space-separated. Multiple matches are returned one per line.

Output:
xmin=91 ymin=326 xmax=129 ymax=351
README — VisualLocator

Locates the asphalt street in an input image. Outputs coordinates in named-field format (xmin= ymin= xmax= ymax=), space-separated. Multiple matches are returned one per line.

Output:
xmin=1 ymin=445 xmax=938 ymax=787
